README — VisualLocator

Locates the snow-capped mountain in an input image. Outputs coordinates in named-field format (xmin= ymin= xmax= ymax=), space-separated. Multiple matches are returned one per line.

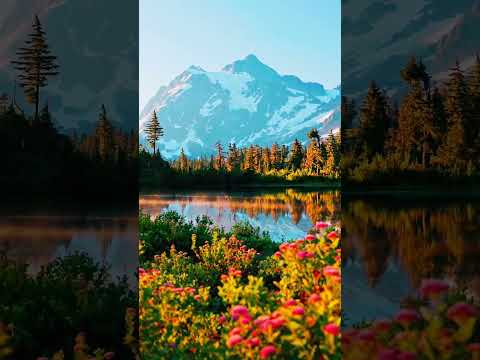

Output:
xmin=140 ymin=54 xmax=340 ymax=159
xmin=342 ymin=0 xmax=480 ymax=99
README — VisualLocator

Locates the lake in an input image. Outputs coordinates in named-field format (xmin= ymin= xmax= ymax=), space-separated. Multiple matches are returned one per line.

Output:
xmin=0 ymin=206 xmax=138 ymax=279
xmin=139 ymin=189 xmax=340 ymax=242
xmin=342 ymin=194 xmax=480 ymax=325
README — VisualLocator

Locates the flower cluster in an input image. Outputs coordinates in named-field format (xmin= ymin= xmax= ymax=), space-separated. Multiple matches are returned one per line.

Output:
xmin=139 ymin=220 xmax=341 ymax=359
xmin=343 ymin=279 xmax=480 ymax=360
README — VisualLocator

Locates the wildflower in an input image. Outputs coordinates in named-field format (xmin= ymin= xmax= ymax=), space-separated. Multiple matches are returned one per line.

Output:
xmin=308 ymin=293 xmax=321 ymax=303
xmin=305 ymin=234 xmax=316 ymax=241
xmin=104 ymin=352 xmax=115 ymax=359
xmin=260 ymin=345 xmax=277 ymax=358
xmin=296 ymin=251 xmax=313 ymax=260
xmin=229 ymin=327 xmax=242 ymax=336
xmin=284 ymin=299 xmax=297 ymax=307
xmin=279 ymin=243 xmax=289 ymax=252
xmin=447 ymin=302 xmax=477 ymax=325
xmin=326 ymin=231 xmax=338 ymax=240
xmin=395 ymin=309 xmax=420 ymax=327
xmin=218 ymin=314 xmax=226 ymax=324
xmin=227 ymin=334 xmax=243 ymax=347
xmin=315 ymin=221 xmax=330 ymax=230
xmin=248 ymin=337 xmax=261 ymax=347
xmin=323 ymin=266 xmax=340 ymax=277
xmin=419 ymin=279 xmax=449 ymax=299
xmin=292 ymin=306 xmax=305 ymax=316
xmin=231 ymin=305 xmax=250 ymax=318
xmin=324 ymin=323 xmax=340 ymax=336
xmin=274 ymin=251 xmax=282 ymax=258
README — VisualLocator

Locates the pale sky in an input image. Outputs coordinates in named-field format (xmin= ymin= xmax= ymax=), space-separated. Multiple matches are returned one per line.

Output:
xmin=139 ymin=0 xmax=341 ymax=110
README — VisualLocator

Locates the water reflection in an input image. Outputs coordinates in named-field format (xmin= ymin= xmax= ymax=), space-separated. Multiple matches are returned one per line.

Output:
xmin=0 ymin=211 xmax=138 ymax=278
xmin=342 ymin=195 xmax=480 ymax=324
xmin=140 ymin=189 xmax=340 ymax=241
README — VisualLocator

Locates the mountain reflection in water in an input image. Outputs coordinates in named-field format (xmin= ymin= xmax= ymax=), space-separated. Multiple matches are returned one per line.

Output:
xmin=139 ymin=189 xmax=340 ymax=242
xmin=342 ymin=195 xmax=480 ymax=324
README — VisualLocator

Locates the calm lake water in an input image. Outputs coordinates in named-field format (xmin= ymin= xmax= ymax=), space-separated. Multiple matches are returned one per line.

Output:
xmin=0 ymin=207 xmax=138 ymax=278
xmin=139 ymin=189 xmax=340 ymax=242
xmin=342 ymin=194 xmax=480 ymax=325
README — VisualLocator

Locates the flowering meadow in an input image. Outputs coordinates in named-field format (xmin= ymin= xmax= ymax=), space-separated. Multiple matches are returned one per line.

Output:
xmin=343 ymin=279 xmax=480 ymax=360
xmin=139 ymin=213 xmax=341 ymax=359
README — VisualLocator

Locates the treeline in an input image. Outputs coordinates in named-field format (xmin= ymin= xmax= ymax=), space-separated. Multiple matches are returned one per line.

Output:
xmin=0 ymin=101 xmax=138 ymax=199
xmin=140 ymin=127 xmax=340 ymax=189
xmin=343 ymin=56 xmax=480 ymax=185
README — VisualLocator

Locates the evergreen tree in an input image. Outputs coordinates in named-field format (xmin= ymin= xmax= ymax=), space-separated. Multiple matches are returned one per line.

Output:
xmin=288 ymin=139 xmax=304 ymax=170
xmin=178 ymin=148 xmax=189 ymax=172
xmin=145 ymin=110 xmax=163 ymax=156
xmin=95 ymin=104 xmax=113 ymax=161
xmin=358 ymin=81 xmax=389 ymax=157
xmin=215 ymin=142 xmax=224 ymax=171
xmin=12 ymin=15 xmax=59 ymax=121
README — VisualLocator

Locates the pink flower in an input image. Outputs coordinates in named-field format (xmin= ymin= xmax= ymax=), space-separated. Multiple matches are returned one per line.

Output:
xmin=292 ymin=306 xmax=305 ymax=316
xmin=279 ymin=243 xmax=289 ymax=252
xmin=305 ymin=234 xmax=316 ymax=241
xmin=447 ymin=302 xmax=477 ymax=325
xmin=227 ymin=334 xmax=243 ymax=347
xmin=324 ymin=323 xmax=340 ymax=336
xmin=104 ymin=353 xmax=115 ymax=360
xmin=297 ymin=251 xmax=308 ymax=260
xmin=248 ymin=337 xmax=260 ymax=347
xmin=274 ymin=251 xmax=282 ymax=258
xmin=260 ymin=345 xmax=277 ymax=358
xmin=218 ymin=314 xmax=226 ymax=324
xmin=326 ymin=231 xmax=338 ymax=240
xmin=229 ymin=327 xmax=242 ymax=336
xmin=309 ymin=294 xmax=321 ymax=303
xmin=254 ymin=315 xmax=270 ymax=327
xmin=323 ymin=266 xmax=340 ymax=277
xmin=231 ymin=305 xmax=250 ymax=318
xmin=270 ymin=317 xmax=285 ymax=329
xmin=284 ymin=299 xmax=297 ymax=307
xmin=395 ymin=309 xmax=420 ymax=327
xmin=419 ymin=279 xmax=449 ymax=299
xmin=315 ymin=221 xmax=330 ymax=230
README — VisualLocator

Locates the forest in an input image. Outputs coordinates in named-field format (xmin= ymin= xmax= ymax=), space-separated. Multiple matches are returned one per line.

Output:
xmin=342 ymin=56 xmax=480 ymax=187
xmin=0 ymin=16 xmax=138 ymax=200
xmin=140 ymin=110 xmax=340 ymax=189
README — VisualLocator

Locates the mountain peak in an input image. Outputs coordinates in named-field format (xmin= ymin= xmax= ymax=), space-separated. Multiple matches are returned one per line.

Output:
xmin=222 ymin=54 xmax=277 ymax=79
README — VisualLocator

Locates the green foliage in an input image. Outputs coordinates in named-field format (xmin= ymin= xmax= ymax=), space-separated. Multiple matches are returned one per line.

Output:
xmin=0 ymin=252 xmax=136 ymax=359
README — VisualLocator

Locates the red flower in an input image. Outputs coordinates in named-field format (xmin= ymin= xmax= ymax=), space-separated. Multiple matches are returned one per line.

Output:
xmin=309 ymin=293 xmax=321 ymax=303
xmin=292 ymin=306 xmax=305 ymax=316
xmin=315 ymin=221 xmax=330 ymax=230
xmin=324 ymin=323 xmax=340 ymax=336
xmin=284 ymin=299 xmax=297 ymax=307
xmin=447 ymin=302 xmax=477 ymax=325
xmin=395 ymin=309 xmax=420 ymax=327
xmin=260 ymin=345 xmax=277 ymax=359
xmin=419 ymin=279 xmax=449 ymax=299
xmin=323 ymin=266 xmax=340 ymax=277
xmin=227 ymin=334 xmax=243 ymax=347
xmin=274 ymin=251 xmax=282 ymax=258
xmin=248 ymin=337 xmax=261 ymax=347
xmin=305 ymin=234 xmax=316 ymax=241
xmin=326 ymin=231 xmax=338 ymax=240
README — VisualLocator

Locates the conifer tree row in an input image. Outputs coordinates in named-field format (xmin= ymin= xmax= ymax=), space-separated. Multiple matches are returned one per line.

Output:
xmin=343 ymin=56 xmax=480 ymax=180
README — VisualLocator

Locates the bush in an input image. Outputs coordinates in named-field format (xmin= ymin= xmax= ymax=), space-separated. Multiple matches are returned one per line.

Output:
xmin=139 ymin=219 xmax=341 ymax=359
xmin=0 ymin=252 xmax=136 ymax=359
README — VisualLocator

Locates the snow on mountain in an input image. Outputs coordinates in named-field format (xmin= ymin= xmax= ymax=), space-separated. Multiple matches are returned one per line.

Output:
xmin=140 ymin=54 xmax=340 ymax=159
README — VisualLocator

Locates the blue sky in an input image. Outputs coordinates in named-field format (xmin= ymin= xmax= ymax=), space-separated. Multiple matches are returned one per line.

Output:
xmin=140 ymin=0 xmax=340 ymax=110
